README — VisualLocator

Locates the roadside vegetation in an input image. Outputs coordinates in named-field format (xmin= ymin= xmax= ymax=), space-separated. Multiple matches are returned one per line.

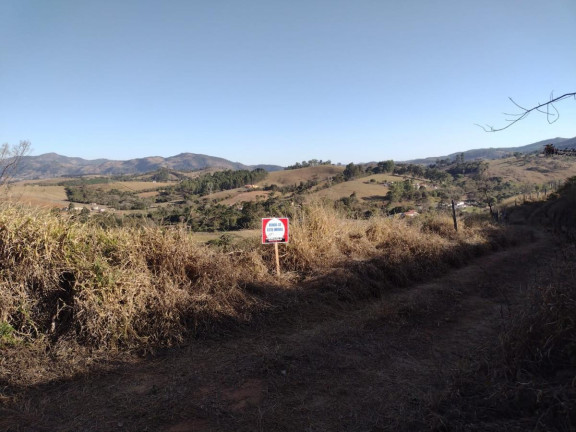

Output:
xmin=422 ymin=177 xmax=576 ymax=431
xmin=0 ymin=199 xmax=519 ymax=378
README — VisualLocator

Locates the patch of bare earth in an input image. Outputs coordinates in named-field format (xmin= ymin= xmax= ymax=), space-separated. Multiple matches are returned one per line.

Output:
xmin=0 ymin=232 xmax=565 ymax=431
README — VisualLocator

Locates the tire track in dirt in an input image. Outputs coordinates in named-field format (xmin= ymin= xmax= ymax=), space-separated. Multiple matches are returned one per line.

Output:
xmin=2 ymin=233 xmax=558 ymax=431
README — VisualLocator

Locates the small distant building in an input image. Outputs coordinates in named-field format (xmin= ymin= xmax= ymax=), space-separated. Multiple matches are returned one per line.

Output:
xmin=245 ymin=184 xmax=260 ymax=190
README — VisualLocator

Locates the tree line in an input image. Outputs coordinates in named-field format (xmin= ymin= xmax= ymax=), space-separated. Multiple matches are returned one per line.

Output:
xmin=173 ymin=168 xmax=268 ymax=197
xmin=285 ymin=159 xmax=332 ymax=170
xmin=65 ymin=186 xmax=150 ymax=210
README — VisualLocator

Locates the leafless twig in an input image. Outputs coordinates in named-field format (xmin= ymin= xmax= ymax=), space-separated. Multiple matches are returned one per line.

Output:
xmin=476 ymin=92 xmax=576 ymax=132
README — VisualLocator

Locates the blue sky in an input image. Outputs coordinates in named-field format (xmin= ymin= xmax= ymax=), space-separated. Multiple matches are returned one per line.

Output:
xmin=1 ymin=0 xmax=575 ymax=166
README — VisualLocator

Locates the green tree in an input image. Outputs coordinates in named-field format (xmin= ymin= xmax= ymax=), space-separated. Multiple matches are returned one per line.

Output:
xmin=152 ymin=167 xmax=171 ymax=182
xmin=343 ymin=163 xmax=364 ymax=180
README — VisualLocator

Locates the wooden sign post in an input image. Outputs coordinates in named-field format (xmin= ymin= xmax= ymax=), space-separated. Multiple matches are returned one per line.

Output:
xmin=274 ymin=243 xmax=280 ymax=276
xmin=262 ymin=218 xmax=289 ymax=276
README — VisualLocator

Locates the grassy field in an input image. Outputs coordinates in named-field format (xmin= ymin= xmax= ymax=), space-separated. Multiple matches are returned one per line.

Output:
xmin=310 ymin=173 xmax=398 ymax=201
xmin=261 ymin=165 xmax=344 ymax=186
xmin=5 ymin=180 xmax=173 ymax=208
xmin=204 ymin=166 xmax=347 ymax=204
xmin=6 ymin=184 xmax=69 ymax=208
xmin=207 ymin=169 xmax=400 ymax=205
xmin=487 ymin=154 xmax=576 ymax=184
xmin=88 ymin=180 xmax=173 ymax=192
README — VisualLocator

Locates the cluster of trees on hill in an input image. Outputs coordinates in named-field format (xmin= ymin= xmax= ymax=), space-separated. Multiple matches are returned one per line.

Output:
xmin=173 ymin=168 xmax=268 ymax=198
xmin=65 ymin=186 xmax=150 ymax=210
xmin=386 ymin=179 xmax=422 ymax=203
xmin=285 ymin=159 xmax=332 ymax=170
xmin=339 ymin=160 xmax=456 ymax=185
xmin=445 ymin=160 xmax=489 ymax=177
xmin=147 ymin=195 xmax=293 ymax=231
xmin=393 ymin=164 xmax=452 ymax=183
xmin=544 ymin=144 xmax=576 ymax=157
xmin=341 ymin=160 xmax=395 ymax=180
xmin=264 ymin=179 xmax=320 ymax=194
xmin=149 ymin=167 xmax=188 ymax=182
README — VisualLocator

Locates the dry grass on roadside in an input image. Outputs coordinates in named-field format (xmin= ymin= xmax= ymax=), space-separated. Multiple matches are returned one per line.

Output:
xmin=0 ymin=201 xmax=521 ymax=380
xmin=285 ymin=203 xmax=509 ymax=275
xmin=0 ymin=205 xmax=275 ymax=353
xmin=426 ymin=241 xmax=576 ymax=431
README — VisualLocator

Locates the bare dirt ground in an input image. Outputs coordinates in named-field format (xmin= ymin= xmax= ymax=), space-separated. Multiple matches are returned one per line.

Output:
xmin=0 ymin=231 xmax=565 ymax=431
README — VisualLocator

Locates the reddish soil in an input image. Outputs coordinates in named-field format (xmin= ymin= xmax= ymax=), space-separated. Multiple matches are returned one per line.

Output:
xmin=0 ymin=232 xmax=565 ymax=431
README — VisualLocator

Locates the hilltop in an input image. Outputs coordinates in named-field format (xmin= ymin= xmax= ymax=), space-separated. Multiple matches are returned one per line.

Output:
xmin=407 ymin=136 xmax=576 ymax=165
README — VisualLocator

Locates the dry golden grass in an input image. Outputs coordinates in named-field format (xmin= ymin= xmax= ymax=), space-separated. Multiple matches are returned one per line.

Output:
xmin=487 ymin=155 xmax=576 ymax=185
xmin=5 ymin=184 xmax=68 ymax=208
xmin=284 ymin=202 xmax=504 ymax=283
xmin=309 ymin=174 xmax=395 ymax=201
xmin=89 ymin=181 xmax=172 ymax=192
xmin=191 ymin=229 xmax=260 ymax=244
xmin=263 ymin=165 xmax=344 ymax=187
xmin=136 ymin=191 xmax=160 ymax=198
xmin=0 ymin=205 xmax=276 ymax=352
xmin=0 ymin=201 xmax=516 ymax=355
xmin=208 ymin=170 xmax=398 ymax=204
xmin=6 ymin=179 xmax=173 ymax=209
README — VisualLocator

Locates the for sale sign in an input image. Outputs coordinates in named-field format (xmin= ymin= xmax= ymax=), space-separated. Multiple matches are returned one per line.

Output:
xmin=262 ymin=218 xmax=289 ymax=244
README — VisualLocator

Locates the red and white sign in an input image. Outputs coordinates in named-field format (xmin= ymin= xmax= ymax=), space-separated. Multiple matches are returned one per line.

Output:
xmin=262 ymin=218 xmax=289 ymax=244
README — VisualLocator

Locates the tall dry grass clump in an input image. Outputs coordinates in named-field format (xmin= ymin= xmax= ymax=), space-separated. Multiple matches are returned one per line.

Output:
xmin=0 ymin=205 xmax=273 ymax=351
xmin=501 ymin=244 xmax=576 ymax=376
xmin=285 ymin=202 xmax=504 ymax=281
xmin=427 ymin=242 xmax=576 ymax=431
xmin=285 ymin=203 xmax=361 ymax=272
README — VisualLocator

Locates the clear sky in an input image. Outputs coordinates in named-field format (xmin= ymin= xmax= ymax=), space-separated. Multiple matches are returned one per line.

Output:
xmin=1 ymin=0 xmax=575 ymax=166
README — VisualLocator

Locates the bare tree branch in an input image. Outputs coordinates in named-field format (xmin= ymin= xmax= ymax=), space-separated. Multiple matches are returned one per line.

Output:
xmin=0 ymin=140 xmax=31 ymax=188
xmin=476 ymin=92 xmax=576 ymax=132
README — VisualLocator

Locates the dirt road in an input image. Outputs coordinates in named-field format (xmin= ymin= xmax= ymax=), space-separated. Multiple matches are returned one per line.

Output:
xmin=1 ymin=232 xmax=561 ymax=431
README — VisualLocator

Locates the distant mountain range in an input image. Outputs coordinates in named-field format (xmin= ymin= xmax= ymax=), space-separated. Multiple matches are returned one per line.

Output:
xmin=15 ymin=152 xmax=284 ymax=180
xmin=11 ymin=135 xmax=576 ymax=180
xmin=407 ymin=136 xmax=576 ymax=165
